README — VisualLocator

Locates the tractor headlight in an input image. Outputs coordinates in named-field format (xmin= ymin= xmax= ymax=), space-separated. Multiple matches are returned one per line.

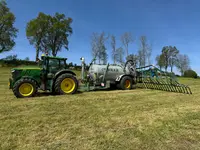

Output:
xmin=11 ymin=70 xmax=21 ymax=80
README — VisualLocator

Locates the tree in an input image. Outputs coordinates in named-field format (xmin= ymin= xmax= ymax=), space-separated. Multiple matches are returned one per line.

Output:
xmin=26 ymin=12 xmax=73 ymax=59
xmin=155 ymin=54 xmax=165 ymax=70
xmin=111 ymin=35 xmax=117 ymax=64
xmin=0 ymin=0 xmax=18 ymax=54
xmin=176 ymin=54 xmax=190 ymax=76
xmin=46 ymin=13 xmax=73 ymax=56
xmin=98 ymin=32 xmax=108 ymax=64
xmin=138 ymin=36 xmax=152 ymax=67
xmin=137 ymin=50 xmax=142 ymax=67
xmin=4 ymin=54 xmax=17 ymax=60
xmin=26 ymin=12 xmax=50 ymax=61
xmin=91 ymin=32 xmax=108 ymax=64
xmin=161 ymin=46 xmax=170 ymax=71
xmin=25 ymin=57 xmax=30 ymax=61
xmin=169 ymin=46 xmax=179 ymax=72
xmin=100 ymin=44 xmax=108 ymax=64
xmin=121 ymin=32 xmax=133 ymax=57
xmin=147 ymin=43 xmax=152 ymax=65
xmin=161 ymin=46 xmax=179 ymax=72
xmin=68 ymin=62 xmax=73 ymax=67
xmin=126 ymin=54 xmax=138 ymax=66
xmin=111 ymin=35 xmax=124 ymax=64
xmin=91 ymin=32 xmax=99 ymax=64
xmin=115 ymin=47 xmax=124 ymax=64
xmin=184 ymin=69 xmax=197 ymax=78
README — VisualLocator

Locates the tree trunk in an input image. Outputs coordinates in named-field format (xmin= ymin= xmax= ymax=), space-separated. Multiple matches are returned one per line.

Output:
xmin=165 ymin=66 xmax=167 ymax=72
xmin=181 ymin=70 xmax=184 ymax=76
xmin=35 ymin=47 xmax=39 ymax=61
xmin=52 ymin=52 xmax=56 ymax=56
xmin=52 ymin=49 xmax=56 ymax=57
xmin=126 ymin=45 xmax=128 ymax=57
xmin=99 ymin=56 xmax=100 ymax=64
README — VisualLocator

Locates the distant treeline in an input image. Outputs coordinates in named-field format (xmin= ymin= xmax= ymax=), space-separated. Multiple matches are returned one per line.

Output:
xmin=0 ymin=59 xmax=37 ymax=67
xmin=0 ymin=58 xmax=82 ymax=70
xmin=0 ymin=56 xmax=198 ymax=78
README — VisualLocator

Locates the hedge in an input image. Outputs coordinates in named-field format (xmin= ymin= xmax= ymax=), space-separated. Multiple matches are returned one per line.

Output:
xmin=0 ymin=59 xmax=37 ymax=67
xmin=184 ymin=69 xmax=198 ymax=78
xmin=0 ymin=59 xmax=83 ymax=71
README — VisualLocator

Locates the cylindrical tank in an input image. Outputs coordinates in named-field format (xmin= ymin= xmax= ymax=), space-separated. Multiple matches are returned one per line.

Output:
xmin=88 ymin=64 xmax=132 ymax=82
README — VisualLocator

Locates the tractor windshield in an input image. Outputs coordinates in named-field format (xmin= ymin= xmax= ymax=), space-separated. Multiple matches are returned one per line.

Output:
xmin=48 ymin=58 xmax=66 ymax=73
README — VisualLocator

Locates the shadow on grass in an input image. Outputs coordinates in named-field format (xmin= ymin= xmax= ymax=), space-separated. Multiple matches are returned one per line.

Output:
xmin=33 ymin=85 xmax=137 ymax=98
xmin=35 ymin=91 xmax=84 ymax=97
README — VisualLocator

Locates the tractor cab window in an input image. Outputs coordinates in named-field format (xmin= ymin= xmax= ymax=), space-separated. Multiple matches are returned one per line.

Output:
xmin=49 ymin=59 xmax=59 ymax=67
xmin=60 ymin=60 xmax=65 ymax=68
xmin=48 ymin=58 xmax=66 ymax=73
xmin=48 ymin=59 xmax=60 ymax=73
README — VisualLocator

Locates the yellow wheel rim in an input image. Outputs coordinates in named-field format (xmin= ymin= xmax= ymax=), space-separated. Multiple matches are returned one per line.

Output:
xmin=125 ymin=80 xmax=131 ymax=88
xmin=61 ymin=78 xmax=76 ymax=93
xmin=19 ymin=83 xmax=34 ymax=96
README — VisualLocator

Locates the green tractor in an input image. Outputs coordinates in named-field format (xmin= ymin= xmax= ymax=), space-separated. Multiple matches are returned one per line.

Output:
xmin=9 ymin=55 xmax=79 ymax=98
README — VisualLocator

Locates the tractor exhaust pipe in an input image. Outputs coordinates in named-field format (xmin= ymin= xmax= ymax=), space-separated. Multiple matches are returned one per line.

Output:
xmin=80 ymin=57 xmax=85 ymax=80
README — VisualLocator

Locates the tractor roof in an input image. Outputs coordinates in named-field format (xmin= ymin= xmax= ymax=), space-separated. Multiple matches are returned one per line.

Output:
xmin=41 ymin=55 xmax=67 ymax=60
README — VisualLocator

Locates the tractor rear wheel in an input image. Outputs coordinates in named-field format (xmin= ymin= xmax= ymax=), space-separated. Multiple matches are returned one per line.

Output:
xmin=119 ymin=76 xmax=133 ymax=90
xmin=55 ymin=74 xmax=78 ymax=95
xmin=13 ymin=78 xmax=37 ymax=98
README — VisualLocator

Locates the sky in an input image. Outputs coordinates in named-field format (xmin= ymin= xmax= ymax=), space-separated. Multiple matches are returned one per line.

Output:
xmin=1 ymin=0 xmax=200 ymax=75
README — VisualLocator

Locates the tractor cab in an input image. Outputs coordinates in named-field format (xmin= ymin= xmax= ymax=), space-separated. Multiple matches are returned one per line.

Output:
xmin=40 ymin=55 xmax=67 ymax=73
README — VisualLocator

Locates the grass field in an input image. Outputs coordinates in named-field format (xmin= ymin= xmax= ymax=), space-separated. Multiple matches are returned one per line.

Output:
xmin=0 ymin=67 xmax=200 ymax=150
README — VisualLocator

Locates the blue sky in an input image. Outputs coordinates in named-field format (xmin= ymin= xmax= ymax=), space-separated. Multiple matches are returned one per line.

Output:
xmin=2 ymin=0 xmax=200 ymax=75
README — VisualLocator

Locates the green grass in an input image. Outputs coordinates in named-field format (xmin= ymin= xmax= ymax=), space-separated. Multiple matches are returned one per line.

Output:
xmin=0 ymin=67 xmax=200 ymax=150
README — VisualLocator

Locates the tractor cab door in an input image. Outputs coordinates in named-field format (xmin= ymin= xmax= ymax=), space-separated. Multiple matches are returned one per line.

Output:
xmin=48 ymin=58 xmax=66 ymax=75
xmin=42 ymin=58 xmax=66 ymax=91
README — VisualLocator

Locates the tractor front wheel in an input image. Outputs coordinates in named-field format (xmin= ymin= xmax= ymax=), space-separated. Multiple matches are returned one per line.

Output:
xmin=119 ymin=76 xmax=133 ymax=90
xmin=13 ymin=78 xmax=38 ymax=98
xmin=55 ymin=74 xmax=78 ymax=95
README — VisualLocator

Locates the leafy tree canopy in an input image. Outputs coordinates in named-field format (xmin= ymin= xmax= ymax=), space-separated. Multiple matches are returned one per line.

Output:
xmin=155 ymin=54 xmax=165 ymax=70
xmin=3 ymin=54 xmax=17 ymax=60
xmin=0 ymin=0 xmax=18 ymax=53
xmin=26 ymin=12 xmax=73 ymax=60
xmin=184 ymin=69 xmax=198 ymax=78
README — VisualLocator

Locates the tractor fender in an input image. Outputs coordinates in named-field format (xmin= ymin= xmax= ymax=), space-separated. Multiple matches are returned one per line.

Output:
xmin=54 ymin=70 xmax=76 ymax=79
xmin=18 ymin=76 xmax=40 ymax=87
xmin=52 ymin=70 xmax=77 ymax=92
xmin=115 ymin=74 xmax=135 ymax=83
xmin=53 ymin=70 xmax=76 ymax=83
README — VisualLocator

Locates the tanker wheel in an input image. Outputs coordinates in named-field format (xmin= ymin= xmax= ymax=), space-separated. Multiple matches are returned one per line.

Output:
xmin=119 ymin=76 xmax=133 ymax=90
xmin=13 ymin=78 xmax=37 ymax=98
xmin=55 ymin=74 xmax=78 ymax=95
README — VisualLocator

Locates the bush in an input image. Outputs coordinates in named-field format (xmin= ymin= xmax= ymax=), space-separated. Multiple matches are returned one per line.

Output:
xmin=184 ymin=69 xmax=198 ymax=78
xmin=0 ymin=59 xmax=37 ymax=67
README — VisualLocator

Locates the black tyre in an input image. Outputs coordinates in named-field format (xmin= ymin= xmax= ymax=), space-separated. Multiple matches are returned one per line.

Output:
xmin=55 ymin=74 xmax=78 ymax=94
xmin=13 ymin=78 xmax=37 ymax=98
xmin=119 ymin=76 xmax=133 ymax=90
